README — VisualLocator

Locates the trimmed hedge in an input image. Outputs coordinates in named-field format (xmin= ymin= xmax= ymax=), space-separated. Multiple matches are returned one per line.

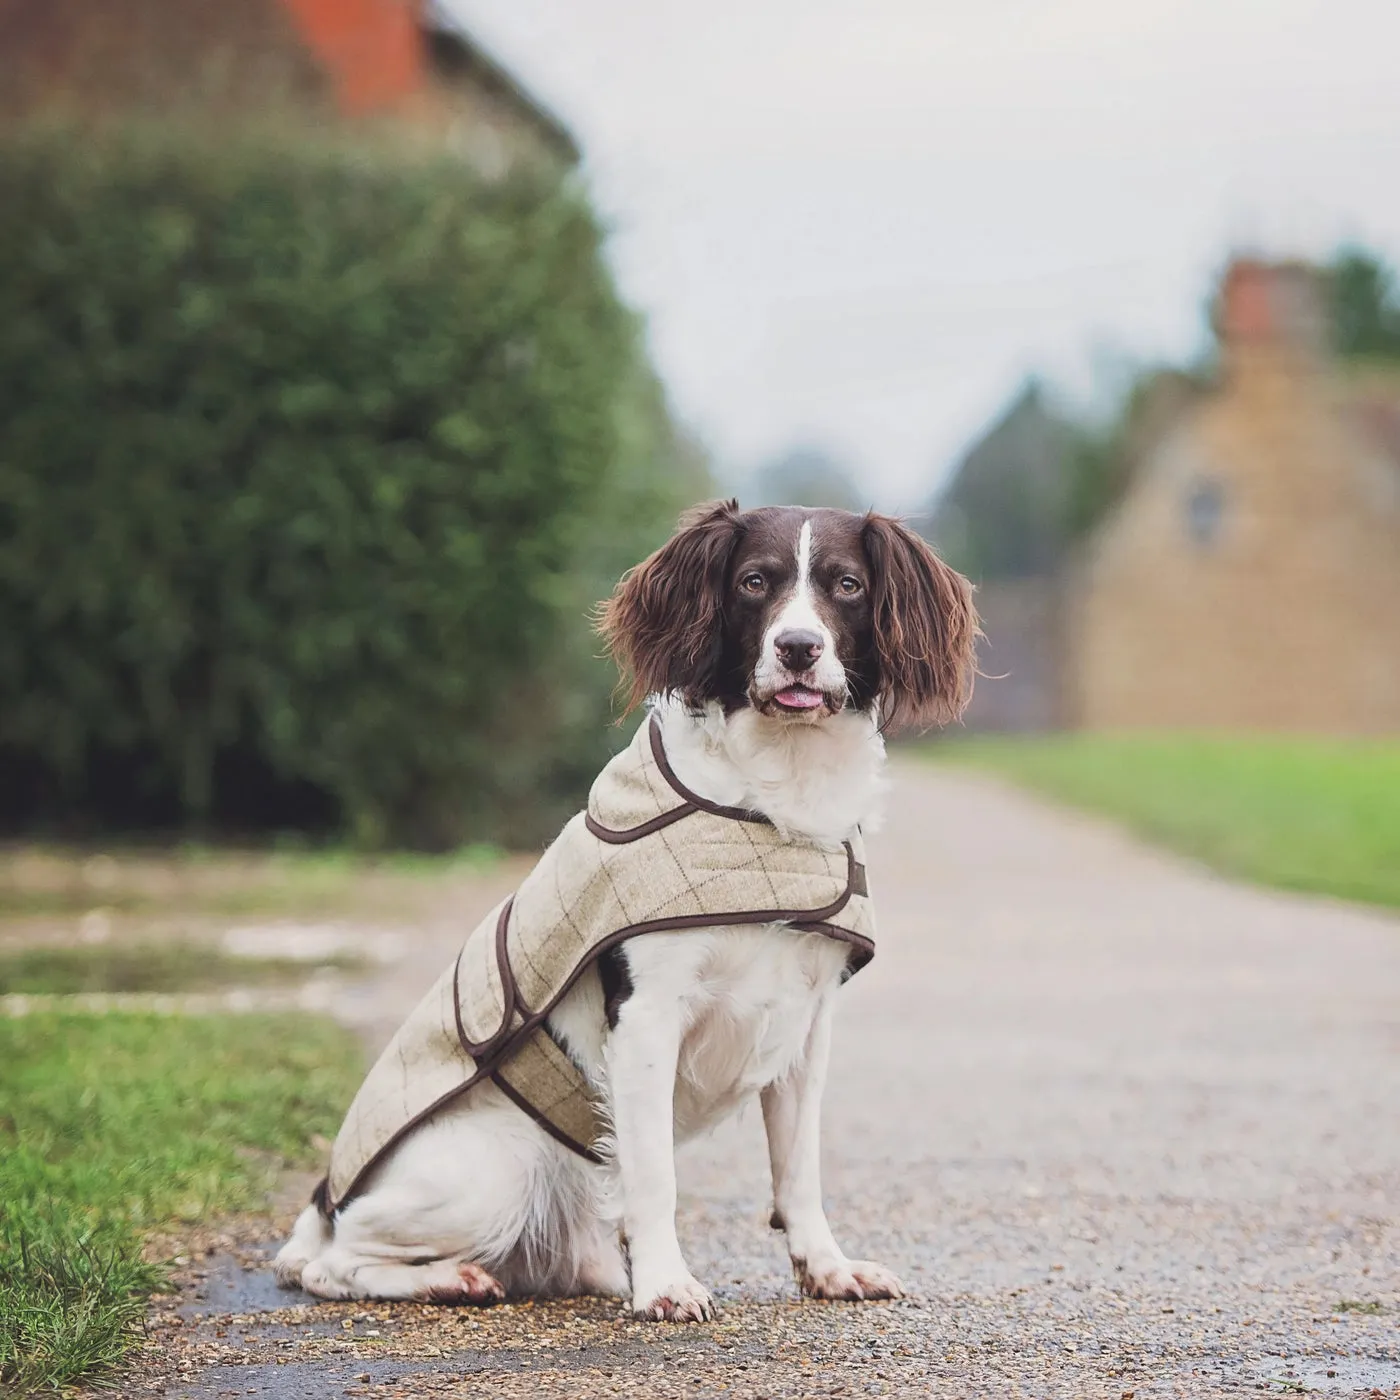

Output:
xmin=0 ymin=127 xmax=701 ymax=847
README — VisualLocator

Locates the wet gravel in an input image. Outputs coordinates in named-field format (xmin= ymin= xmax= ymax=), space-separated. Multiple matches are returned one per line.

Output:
xmin=132 ymin=760 xmax=1400 ymax=1398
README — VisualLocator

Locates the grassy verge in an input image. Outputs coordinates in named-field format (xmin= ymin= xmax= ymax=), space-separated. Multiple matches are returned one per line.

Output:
xmin=928 ymin=734 xmax=1400 ymax=909
xmin=0 ymin=1012 xmax=362 ymax=1394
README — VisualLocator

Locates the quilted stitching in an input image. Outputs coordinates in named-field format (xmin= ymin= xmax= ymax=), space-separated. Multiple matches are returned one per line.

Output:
xmin=326 ymin=717 xmax=875 ymax=1210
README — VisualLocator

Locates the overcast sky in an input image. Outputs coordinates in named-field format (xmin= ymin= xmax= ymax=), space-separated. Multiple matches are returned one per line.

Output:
xmin=447 ymin=0 xmax=1400 ymax=510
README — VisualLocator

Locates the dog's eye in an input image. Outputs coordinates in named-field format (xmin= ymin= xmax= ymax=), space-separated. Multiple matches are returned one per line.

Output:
xmin=739 ymin=572 xmax=765 ymax=595
xmin=837 ymin=575 xmax=863 ymax=596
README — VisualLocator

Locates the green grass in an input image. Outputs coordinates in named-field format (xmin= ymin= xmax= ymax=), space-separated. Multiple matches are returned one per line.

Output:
xmin=929 ymin=734 xmax=1400 ymax=909
xmin=0 ymin=1012 xmax=363 ymax=1394
xmin=0 ymin=943 xmax=364 ymax=996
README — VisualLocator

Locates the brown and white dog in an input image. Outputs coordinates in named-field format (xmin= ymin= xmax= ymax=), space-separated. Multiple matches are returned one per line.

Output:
xmin=275 ymin=500 xmax=976 ymax=1321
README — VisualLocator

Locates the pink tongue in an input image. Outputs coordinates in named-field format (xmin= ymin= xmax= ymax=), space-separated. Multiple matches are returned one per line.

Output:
xmin=776 ymin=686 xmax=825 ymax=710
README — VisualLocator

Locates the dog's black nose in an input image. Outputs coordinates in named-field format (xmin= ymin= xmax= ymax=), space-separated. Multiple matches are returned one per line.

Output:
xmin=774 ymin=628 xmax=824 ymax=671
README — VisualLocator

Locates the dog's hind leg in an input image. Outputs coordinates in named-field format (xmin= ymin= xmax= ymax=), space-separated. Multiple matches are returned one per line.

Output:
xmin=294 ymin=1083 xmax=606 ymax=1303
xmin=301 ymin=1248 xmax=506 ymax=1303
xmin=574 ymin=1223 xmax=629 ymax=1297
xmin=273 ymin=1203 xmax=332 ymax=1289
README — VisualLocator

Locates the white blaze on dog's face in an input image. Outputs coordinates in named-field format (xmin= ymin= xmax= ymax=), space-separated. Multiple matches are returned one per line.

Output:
xmin=742 ymin=518 xmax=867 ymax=721
xmin=599 ymin=500 xmax=978 ymax=732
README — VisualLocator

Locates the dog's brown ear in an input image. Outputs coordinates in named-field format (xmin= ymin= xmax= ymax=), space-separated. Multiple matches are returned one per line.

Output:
xmin=597 ymin=499 xmax=743 ymax=713
xmin=861 ymin=513 xmax=978 ymax=730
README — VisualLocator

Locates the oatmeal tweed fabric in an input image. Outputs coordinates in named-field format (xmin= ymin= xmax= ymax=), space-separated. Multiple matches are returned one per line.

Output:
xmin=321 ymin=714 xmax=876 ymax=1213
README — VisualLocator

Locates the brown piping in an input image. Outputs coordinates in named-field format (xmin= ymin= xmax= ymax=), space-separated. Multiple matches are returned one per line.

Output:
xmin=450 ymin=838 xmax=857 ymax=1076
xmin=646 ymin=714 xmax=773 ymax=824
xmin=491 ymin=1072 xmax=604 ymax=1164
xmin=584 ymin=805 xmax=695 ymax=844
xmin=323 ymin=726 xmax=872 ymax=1215
xmin=326 ymin=848 xmax=868 ymax=1214
xmin=790 ymin=920 xmax=875 ymax=973
xmin=327 ymin=870 xmax=867 ymax=1212
xmin=324 ymin=1072 xmax=506 ymax=1215
xmin=453 ymin=898 xmax=525 ymax=1060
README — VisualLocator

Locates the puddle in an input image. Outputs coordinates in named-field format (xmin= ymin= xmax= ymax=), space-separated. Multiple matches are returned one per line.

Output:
xmin=161 ymin=1357 xmax=447 ymax=1398
xmin=222 ymin=923 xmax=405 ymax=964
xmin=0 ymin=939 xmax=366 ymax=997
xmin=178 ymin=1246 xmax=326 ymax=1319
xmin=1244 ymin=1355 xmax=1400 ymax=1393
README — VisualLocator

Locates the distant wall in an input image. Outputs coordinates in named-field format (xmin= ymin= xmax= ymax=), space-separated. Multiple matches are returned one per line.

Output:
xmin=960 ymin=579 xmax=1066 ymax=732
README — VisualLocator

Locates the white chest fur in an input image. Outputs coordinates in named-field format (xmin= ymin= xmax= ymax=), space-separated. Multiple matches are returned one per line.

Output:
xmin=654 ymin=699 xmax=886 ymax=846
xmin=671 ymin=927 xmax=851 ymax=1139
xmin=550 ymin=700 xmax=885 ymax=1135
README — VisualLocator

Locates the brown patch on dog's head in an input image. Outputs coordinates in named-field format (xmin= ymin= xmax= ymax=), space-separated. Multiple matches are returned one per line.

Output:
xmin=860 ymin=512 xmax=978 ymax=730
xmin=596 ymin=499 xmax=744 ymax=713
xmin=598 ymin=500 xmax=977 ymax=729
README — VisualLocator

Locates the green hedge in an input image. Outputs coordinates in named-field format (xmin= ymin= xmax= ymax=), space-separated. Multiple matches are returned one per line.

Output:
xmin=0 ymin=127 xmax=701 ymax=847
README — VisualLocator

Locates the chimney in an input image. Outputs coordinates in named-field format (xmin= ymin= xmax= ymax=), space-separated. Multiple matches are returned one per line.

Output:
xmin=278 ymin=0 xmax=423 ymax=116
xmin=1216 ymin=259 xmax=1328 ymax=366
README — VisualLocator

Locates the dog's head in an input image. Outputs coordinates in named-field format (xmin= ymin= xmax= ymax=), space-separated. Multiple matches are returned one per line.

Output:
xmin=598 ymin=499 xmax=977 ymax=730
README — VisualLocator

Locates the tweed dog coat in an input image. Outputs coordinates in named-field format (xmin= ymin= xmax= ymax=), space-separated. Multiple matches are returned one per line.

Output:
xmin=317 ymin=713 xmax=877 ymax=1215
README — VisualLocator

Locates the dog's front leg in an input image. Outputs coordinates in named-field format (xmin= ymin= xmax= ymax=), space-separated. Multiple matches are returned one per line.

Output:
xmin=761 ymin=994 xmax=905 ymax=1302
xmin=605 ymin=984 xmax=713 ymax=1322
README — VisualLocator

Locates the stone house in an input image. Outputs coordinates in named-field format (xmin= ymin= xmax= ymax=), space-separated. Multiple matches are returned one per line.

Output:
xmin=940 ymin=260 xmax=1400 ymax=734
xmin=0 ymin=0 xmax=577 ymax=172
xmin=1070 ymin=261 xmax=1400 ymax=733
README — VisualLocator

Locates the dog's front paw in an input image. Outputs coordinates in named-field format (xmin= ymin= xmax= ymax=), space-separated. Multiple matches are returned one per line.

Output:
xmin=632 ymin=1274 xmax=714 ymax=1322
xmin=799 ymin=1257 xmax=905 ymax=1302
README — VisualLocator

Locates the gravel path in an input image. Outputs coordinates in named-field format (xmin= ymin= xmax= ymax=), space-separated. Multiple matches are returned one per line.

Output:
xmin=148 ymin=759 xmax=1400 ymax=1399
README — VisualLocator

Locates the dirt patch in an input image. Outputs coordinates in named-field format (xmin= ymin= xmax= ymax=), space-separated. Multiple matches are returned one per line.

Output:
xmin=0 ymin=941 xmax=367 ymax=995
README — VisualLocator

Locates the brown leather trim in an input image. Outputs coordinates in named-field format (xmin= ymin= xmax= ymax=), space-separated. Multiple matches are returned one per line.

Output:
xmin=790 ymin=920 xmax=875 ymax=976
xmin=327 ymin=840 xmax=871 ymax=1215
xmin=454 ymin=898 xmax=521 ymax=1059
xmin=851 ymin=862 xmax=868 ymax=898
xmin=323 ymin=1072 xmax=497 ymax=1216
xmin=451 ymin=945 xmax=472 ymax=1053
xmin=491 ymin=1072 xmax=604 ymax=1165
xmin=498 ymin=895 xmax=531 ymax=1020
xmin=584 ymin=804 xmax=695 ymax=845
xmin=466 ymin=838 xmax=862 ymax=1069
xmin=647 ymin=714 xmax=772 ymax=824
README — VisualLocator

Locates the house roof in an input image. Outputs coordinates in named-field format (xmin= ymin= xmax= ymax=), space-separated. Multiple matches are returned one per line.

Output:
xmin=278 ymin=0 xmax=578 ymax=162
xmin=421 ymin=1 xmax=579 ymax=164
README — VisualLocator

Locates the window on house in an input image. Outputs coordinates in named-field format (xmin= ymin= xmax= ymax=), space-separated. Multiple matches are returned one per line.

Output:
xmin=1184 ymin=477 xmax=1227 ymax=547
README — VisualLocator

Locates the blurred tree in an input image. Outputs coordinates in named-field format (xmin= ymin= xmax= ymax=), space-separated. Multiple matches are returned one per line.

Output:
xmin=746 ymin=446 xmax=865 ymax=511
xmin=1328 ymin=246 xmax=1400 ymax=359
xmin=924 ymin=380 xmax=1080 ymax=580
xmin=0 ymin=126 xmax=706 ymax=848
xmin=1060 ymin=368 xmax=1206 ymax=542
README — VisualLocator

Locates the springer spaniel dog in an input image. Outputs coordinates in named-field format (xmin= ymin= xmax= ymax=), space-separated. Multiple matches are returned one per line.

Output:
xmin=275 ymin=500 xmax=976 ymax=1321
